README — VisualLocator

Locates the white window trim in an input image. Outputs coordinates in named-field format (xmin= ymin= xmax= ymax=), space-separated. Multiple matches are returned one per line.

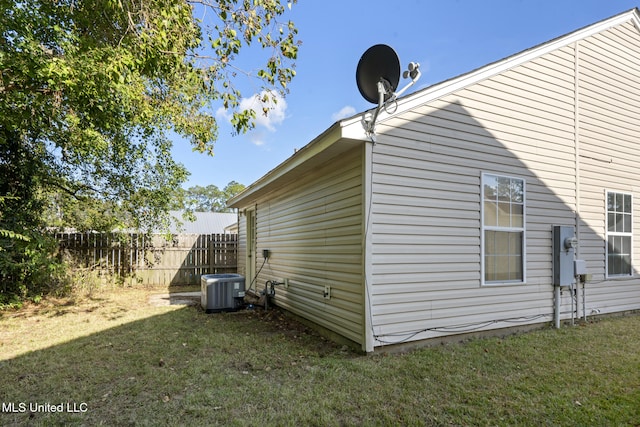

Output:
xmin=480 ymin=173 xmax=527 ymax=286
xmin=605 ymin=189 xmax=633 ymax=278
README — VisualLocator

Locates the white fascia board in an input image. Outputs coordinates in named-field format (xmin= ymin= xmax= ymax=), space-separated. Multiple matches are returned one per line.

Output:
xmin=340 ymin=115 xmax=371 ymax=141
xmin=373 ymin=9 xmax=640 ymax=125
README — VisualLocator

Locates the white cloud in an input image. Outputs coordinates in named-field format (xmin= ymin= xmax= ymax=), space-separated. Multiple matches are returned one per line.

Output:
xmin=215 ymin=105 xmax=229 ymax=121
xmin=216 ymin=90 xmax=287 ymax=138
xmin=244 ymin=91 xmax=287 ymax=132
xmin=331 ymin=105 xmax=356 ymax=122
xmin=248 ymin=130 xmax=267 ymax=147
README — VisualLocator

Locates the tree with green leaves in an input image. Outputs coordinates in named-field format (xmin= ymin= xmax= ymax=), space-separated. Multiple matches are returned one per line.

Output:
xmin=174 ymin=181 xmax=246 ymax=212
xmin=0 ymin=0 xmax=299 ymax=301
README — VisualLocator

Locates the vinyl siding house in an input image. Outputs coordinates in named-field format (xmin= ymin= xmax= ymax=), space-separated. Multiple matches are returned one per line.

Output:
xmin=228 ymin=9 xmax=640 ymax=353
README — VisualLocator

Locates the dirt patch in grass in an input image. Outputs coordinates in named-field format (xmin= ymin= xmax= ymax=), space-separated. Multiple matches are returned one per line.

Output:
xmin=147 ymin=292 xmax=201 ymax=307
xmin=243 ymin=307 xmax=348 ymax=355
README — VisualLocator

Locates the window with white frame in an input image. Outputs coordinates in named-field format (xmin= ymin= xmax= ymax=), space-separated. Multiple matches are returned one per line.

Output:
xmin=606 ymin=191 xmax=632 ymax=277
xmin=482 ymin=174 xmax=525 ymax=284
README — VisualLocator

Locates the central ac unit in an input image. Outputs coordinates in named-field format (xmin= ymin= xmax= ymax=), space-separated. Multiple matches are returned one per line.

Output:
xmin=201 ymin=274 xmax=245 ymax=313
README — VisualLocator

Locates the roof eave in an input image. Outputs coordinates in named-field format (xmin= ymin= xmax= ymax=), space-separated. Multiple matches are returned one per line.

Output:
xmin=227 ymin=120 xmax=367 ymax=208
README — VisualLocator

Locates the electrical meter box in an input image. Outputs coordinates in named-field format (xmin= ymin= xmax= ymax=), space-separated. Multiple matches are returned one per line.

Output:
xmin=553 ymin=226 xmax=576 ymax=286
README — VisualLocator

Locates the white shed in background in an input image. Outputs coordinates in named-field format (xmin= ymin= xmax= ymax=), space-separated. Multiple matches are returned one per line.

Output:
xmin=167 ymin=211 xmax=237 ymax=235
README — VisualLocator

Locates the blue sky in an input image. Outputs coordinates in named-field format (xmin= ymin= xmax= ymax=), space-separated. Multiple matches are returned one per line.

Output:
xmin=171 ymin=0 xmax=640 ymax=190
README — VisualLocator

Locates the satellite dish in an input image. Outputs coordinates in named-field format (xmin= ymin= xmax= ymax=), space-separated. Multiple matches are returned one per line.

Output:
xmin=356 ymin=44 xmax=422 ymax=139
xmin=356 ymin=44 xmax=401 ymax=104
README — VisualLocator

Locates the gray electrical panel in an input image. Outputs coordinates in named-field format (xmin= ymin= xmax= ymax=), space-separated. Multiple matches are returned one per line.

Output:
xmin=553 ymin=226 xmax=576 ymax=286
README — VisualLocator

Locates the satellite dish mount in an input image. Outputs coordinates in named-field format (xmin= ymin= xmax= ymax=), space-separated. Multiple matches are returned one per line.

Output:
xmin=356 ymin=44 xmax=422 ymax=139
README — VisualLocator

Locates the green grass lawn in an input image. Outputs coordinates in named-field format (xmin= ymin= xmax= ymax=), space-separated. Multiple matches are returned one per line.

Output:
xmin=1 ymin=288 xmax=639 ymax=426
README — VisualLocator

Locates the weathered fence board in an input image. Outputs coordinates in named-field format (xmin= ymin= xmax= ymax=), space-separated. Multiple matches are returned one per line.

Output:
xmin=57 ymin=232 xmax=238 ymax=286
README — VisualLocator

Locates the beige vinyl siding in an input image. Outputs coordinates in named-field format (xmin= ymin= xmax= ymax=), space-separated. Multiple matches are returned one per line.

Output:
xmin=252 ymin=146 xmax=364 ymax=345
xmin=369 ymin=44 xmax=579 ymax=343
xmin=577 ymin=21 xmax=640 ymax=312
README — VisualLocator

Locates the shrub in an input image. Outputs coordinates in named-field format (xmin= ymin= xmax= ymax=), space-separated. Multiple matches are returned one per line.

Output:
xmin=0 ymin=230 xmax=70 ymax=307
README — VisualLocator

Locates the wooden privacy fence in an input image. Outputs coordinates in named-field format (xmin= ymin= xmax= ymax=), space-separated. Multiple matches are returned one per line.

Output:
xmin=57 ymin=232 xmax=238 ymax=287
